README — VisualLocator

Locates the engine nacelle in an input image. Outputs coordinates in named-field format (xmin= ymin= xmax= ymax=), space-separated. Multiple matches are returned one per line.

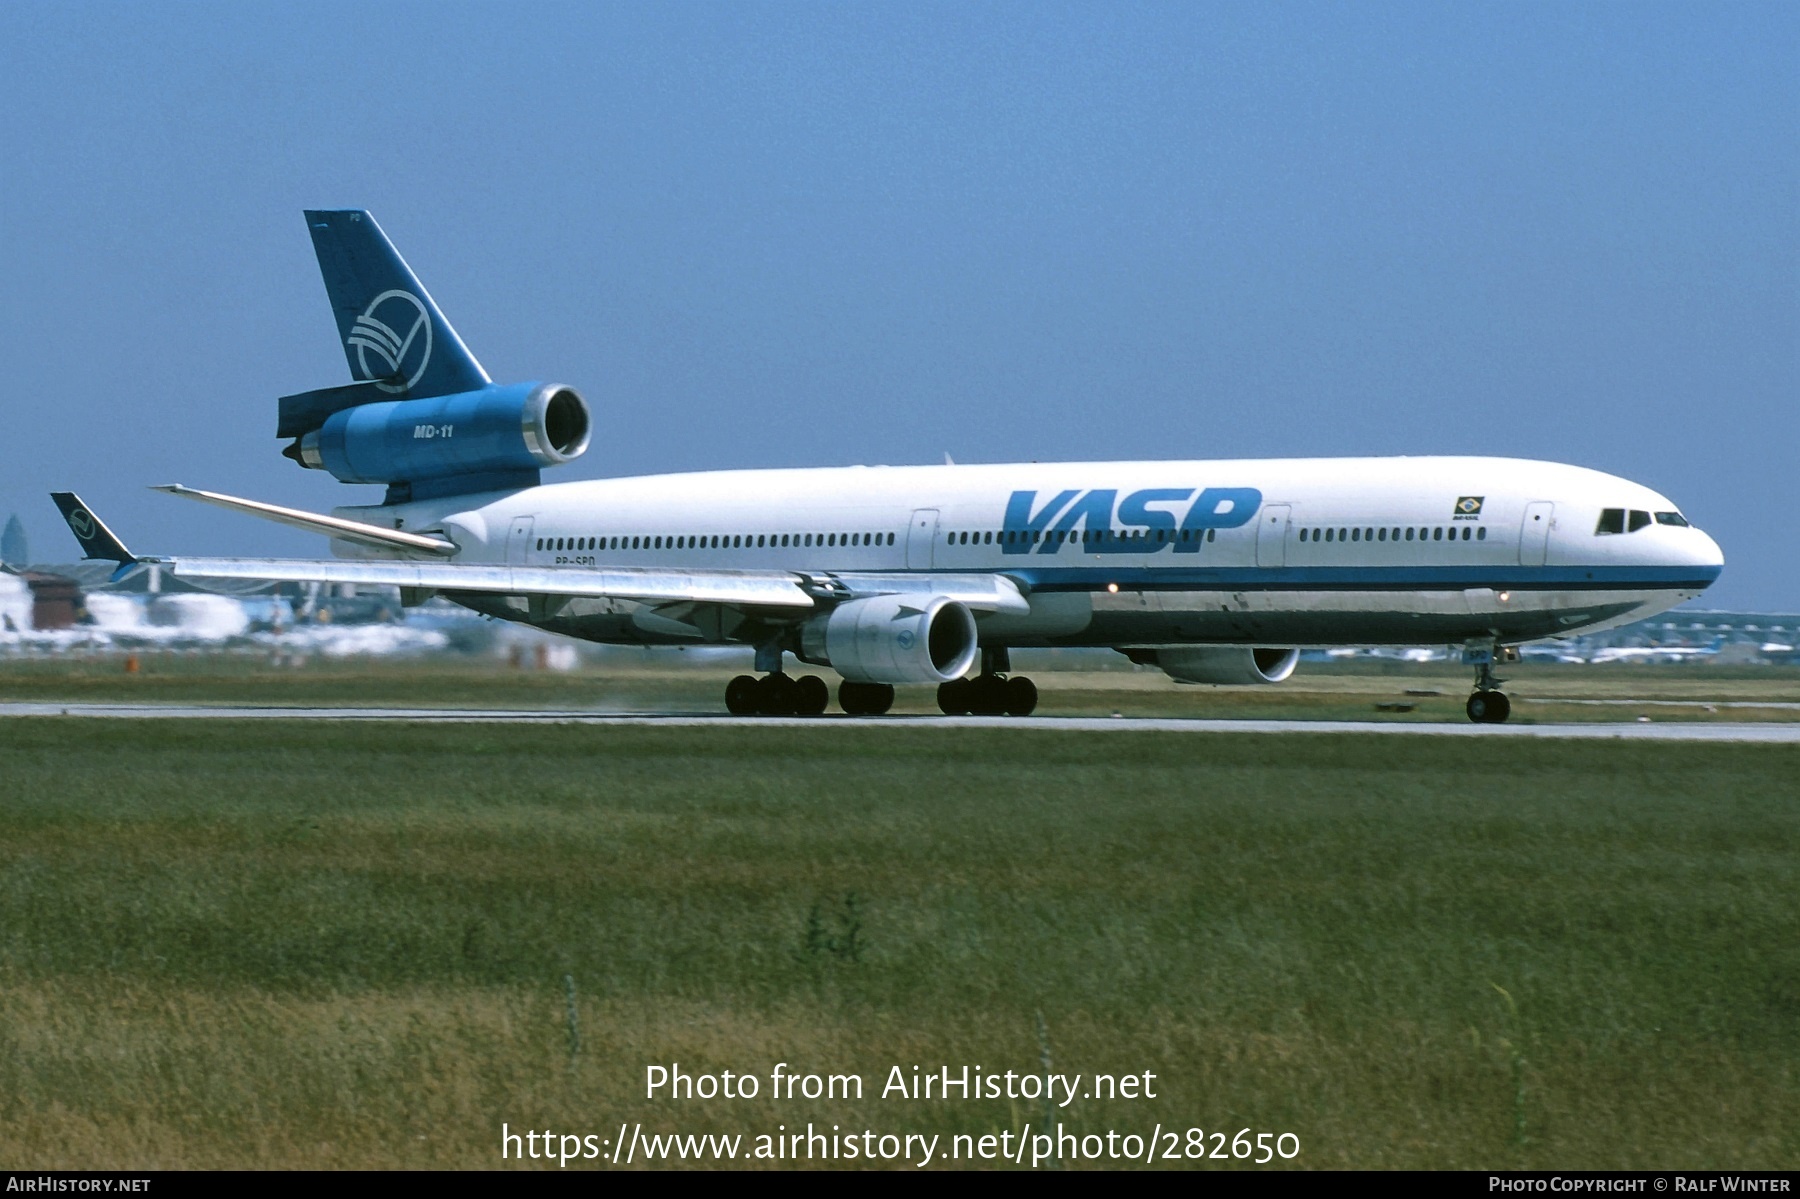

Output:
xmin=801 ymin=594 xmax=979 ymax=684
xmin=1141 ymin=646 xmax=1300 ymax=685
xmin=291 ymin=382 xmax=590 ymax=487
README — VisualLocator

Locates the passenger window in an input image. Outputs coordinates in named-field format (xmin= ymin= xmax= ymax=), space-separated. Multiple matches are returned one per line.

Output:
xmin=887 ymin=532 xmax=896 ymax=545
xmin=1477 ymin=527 xmax=1487 ymax=541
xmin=1596 ymin=508 xmax=1625 ymax=535
xmin=1461 ymin=526 xmax=1471 ymax=540
xmin=1433 ymin=528 xmax=1442 ymax=541
xmin=1628 ymin=510 xmax=1652 ymax=533
xmin=1377 ymin=528 xmax=1386 ymax=542
xmin=1365 ymin=528 xmax=1374 ymax=541
xmin=1207 ymin=529 xmax=1216 ymax=542
xmin=1405 ymin=528 xmax=1413 ymax=541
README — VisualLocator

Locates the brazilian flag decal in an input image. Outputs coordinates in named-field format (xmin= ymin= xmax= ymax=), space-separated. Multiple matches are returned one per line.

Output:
xmin=1454 ymin=496 xmax=1485 ymax=516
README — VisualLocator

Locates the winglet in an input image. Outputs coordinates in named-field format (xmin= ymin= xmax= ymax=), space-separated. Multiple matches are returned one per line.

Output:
xmin=50 ymin=492 xmax=137 ymax=565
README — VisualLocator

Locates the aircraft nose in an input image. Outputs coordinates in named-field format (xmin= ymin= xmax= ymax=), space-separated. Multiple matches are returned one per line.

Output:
xmin=1683 ymin=527 xmax=1725 ymax=583
xmin=1694 ymin=528 xmax=1724 ymax=569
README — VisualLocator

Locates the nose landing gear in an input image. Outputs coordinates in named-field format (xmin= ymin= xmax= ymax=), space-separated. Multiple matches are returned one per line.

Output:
xmin=1463 ymin=644 xmax=1519 ymax=724
xmin=1465 ymin=689 xmax=1511 ymax=724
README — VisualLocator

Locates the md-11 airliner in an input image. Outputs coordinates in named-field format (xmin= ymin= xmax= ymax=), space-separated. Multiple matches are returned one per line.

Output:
xmin=54 ymin=211 xmax=1723 ymax=722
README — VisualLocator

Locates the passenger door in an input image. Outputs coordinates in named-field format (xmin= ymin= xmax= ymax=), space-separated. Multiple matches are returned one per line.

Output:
xmin=1256 ymin=504 xmax=1291 ymax=567
xmin=906 ymin=509 xmax=939 ymax=571
xmin=506 ymin=516 xmax=535 ymax=565
xmin=1519 ymin=502 xmax=1553 ymax=566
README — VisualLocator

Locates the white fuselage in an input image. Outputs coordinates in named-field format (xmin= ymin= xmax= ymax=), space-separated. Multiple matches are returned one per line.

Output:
xmin=339 ymin=455 xmax=1723 ymax=650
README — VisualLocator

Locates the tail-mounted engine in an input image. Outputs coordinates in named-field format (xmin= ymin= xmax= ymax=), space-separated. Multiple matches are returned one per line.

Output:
xmin=279 ymin=381 xmax=590 ymax=502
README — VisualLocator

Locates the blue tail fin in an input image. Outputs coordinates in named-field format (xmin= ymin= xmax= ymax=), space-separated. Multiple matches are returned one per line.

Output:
xmin=305 ymin=210 xmax=490 ymax=400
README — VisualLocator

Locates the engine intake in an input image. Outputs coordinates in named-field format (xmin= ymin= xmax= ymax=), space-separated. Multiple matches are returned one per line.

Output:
xmin=289 ymin=382 xmax=590 ymax=487
xmin=1134 ymin=646 xmax=1300 ymax=685
xmin=801 ymin=594 xmax=979 ymax=684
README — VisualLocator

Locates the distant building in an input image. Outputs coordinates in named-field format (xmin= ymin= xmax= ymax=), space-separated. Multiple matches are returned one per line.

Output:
xmin=0 ymin=515 xmax=25 ymax=567
xmin=20 ymin=572 xmax=82 ymax=630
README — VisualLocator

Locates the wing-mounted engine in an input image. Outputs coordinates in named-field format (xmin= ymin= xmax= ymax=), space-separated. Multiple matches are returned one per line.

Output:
xmin=800 ymin=594 xmax=979 ymax=684
xmin=280 ymin=381 xmax=591 ymax=502
xmin=1128 ymin=646 xmax=1300 ymax=685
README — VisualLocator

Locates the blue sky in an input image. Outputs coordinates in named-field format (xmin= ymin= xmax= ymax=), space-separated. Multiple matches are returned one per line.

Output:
xmin=2 ymin=2 xmax=1794 ymax=607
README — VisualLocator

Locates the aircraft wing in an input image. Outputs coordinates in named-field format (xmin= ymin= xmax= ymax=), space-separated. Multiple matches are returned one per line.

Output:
xmin=53 ymin=489 xmax=1031 ymax=614
xmin=158 ymin=556 xmax=819 ymax=609
xmin=160 ymin=558 xmax=1032 ymax=613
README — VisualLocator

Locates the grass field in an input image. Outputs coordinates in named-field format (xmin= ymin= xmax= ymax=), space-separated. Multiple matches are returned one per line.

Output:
xmin=0 ymin=718 xmax=1794 ymax=1169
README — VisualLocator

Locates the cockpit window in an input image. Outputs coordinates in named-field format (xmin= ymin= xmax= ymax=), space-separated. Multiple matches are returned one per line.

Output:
xmin=1628 ymin=510 xmax=1653 ymax=533
xmin=1596 ymin=508 xmax=1625 ymax=535
xmin=1655 ymin=511 xmax=1689 ymax=527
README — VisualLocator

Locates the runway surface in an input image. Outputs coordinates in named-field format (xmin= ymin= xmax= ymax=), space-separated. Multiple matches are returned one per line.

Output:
xmin=4 ymin=702 xmax=1798 ymax=741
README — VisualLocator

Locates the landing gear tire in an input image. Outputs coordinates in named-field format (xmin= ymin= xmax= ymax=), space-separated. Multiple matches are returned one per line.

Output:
xmin=755 ymin=672 xmax=797 ymax=716
xmin=969 ymin=674 xmax=1009 ymax=716
xmin=725 ymin=674 xmax=759 ymax=715
xmin=936 ymin=678 xmax=972 ymax=715
xmin=939 ymin=674 xmax=1038 ymax=716
xmin=1466 ymin=691 xmax=1511 ymax=724
xmin=793 ymin=675 xmax=830 ymax=716
xmin=838 ymin=681 xmax=895 ymax=716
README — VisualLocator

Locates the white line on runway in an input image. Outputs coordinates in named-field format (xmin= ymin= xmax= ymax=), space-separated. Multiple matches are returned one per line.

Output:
xmin=1521 ymin=697 xmax=1800 ymax=709
xmin=4 ymin=703 xmax=1798 ymax=741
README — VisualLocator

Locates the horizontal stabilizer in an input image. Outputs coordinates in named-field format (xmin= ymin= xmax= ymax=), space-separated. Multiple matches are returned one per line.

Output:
xmin=276 ymin=380 xmax=394 ymax=439
xmin=153 ymin=484 xmax=458 ymax=557
xmin=163 ymin=558 xmax=818 ymax=609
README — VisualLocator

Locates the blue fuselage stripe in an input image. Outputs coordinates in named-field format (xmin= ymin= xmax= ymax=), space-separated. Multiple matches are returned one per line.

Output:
xmin=1003 ymin=564 xmax=1721 ymax=592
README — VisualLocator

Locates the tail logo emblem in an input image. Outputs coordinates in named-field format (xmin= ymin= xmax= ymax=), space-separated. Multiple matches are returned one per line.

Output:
xmin=348 ymin=290 xmax=433 ymax=394
xmin=67 ymin=509 xmax=96 ymax=540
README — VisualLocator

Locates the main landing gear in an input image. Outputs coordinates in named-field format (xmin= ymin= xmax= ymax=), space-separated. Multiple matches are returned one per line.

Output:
xmin=1463 ymin=645 xmax=1519 ymax=724
xmin=724 ymin=674 xmax=895 ymax=716
xmin=725 ymin=672 xmax=830 ymax=716
xmin=935 ymin=648 xmax=1039 ymax=717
